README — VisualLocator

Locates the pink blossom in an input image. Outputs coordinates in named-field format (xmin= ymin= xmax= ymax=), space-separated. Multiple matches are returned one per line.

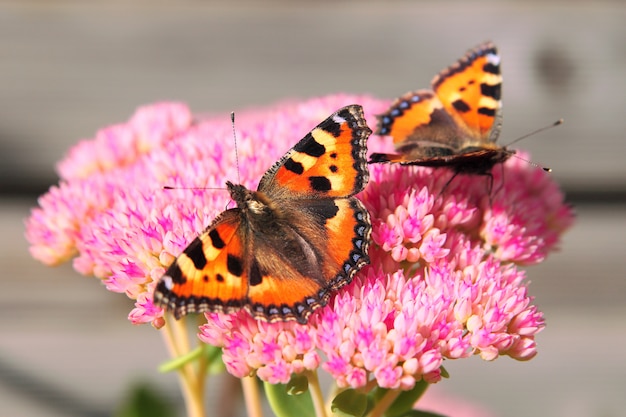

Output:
xmin=57 ymin=102 xmax=192 ymax=180
xmin=199 ymin=312 xmax=322 ymax=384
xmin=197 ymin=157 xmax=569 ymax=388
xmin=26 ymin=94 xmax=573 ymax=390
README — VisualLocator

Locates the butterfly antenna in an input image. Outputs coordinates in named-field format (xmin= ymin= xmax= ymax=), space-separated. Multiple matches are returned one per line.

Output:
xmin=505 ymin=119 xmax=563 ymax=148
xmin=231 ymin=111 xmax=241 ymax=185
xmin=163 ymin=185 xmax=224 ymax=190
xmin=505 ymin=119 xmax=562 ymax=172
xmin=512 ymin=154 xmax=552 ymax=172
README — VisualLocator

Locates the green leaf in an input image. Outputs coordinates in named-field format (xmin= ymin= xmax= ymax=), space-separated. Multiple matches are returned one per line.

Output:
xmin=114 ymin=382 xmax=175 ymax=417
xmin=158 ymin=344 xmax=222 ymax=373
xmin=264 ymin=381 xmax=315 ymax=417
xmin=286 ymin=373 xmax=309 ymax=395
xmin=383 ymin=380 xmax=429 ymax=417
xmin=331 ymin=389 xmax=369 ymax=417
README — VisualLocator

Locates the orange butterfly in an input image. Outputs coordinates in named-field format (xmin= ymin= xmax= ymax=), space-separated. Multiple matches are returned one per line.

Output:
xmin=369 ymin=42 xmax=509 ymax=191
xmin=153 ymin=105 xmax=372 ymax=324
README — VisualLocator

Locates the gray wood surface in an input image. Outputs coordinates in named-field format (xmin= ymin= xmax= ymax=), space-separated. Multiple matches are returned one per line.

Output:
xmin=1 ymin=2 xmax=625 ymax=417
xmin=1 ymin=1 xmax=625 ymax=193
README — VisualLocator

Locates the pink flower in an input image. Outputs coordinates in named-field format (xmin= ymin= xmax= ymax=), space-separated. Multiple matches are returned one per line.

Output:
xmin=199 ymin=312 xmax=321 ymax=384
xmin=25 ymin=95 xmax=387 ymax=326
xmin=195 ymin=157 xmax=570 ymax=387
xmin=26 ymin=94 xmax=573 ymax=390
xmin=57 ymin=102 xmax=192 ymax=180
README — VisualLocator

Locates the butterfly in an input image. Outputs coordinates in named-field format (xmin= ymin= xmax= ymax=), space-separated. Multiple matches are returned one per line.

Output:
xmin=153 ymin=105 xmax=372 ymax=324
xmin=369 ymin=42 xmax=510 ymax=192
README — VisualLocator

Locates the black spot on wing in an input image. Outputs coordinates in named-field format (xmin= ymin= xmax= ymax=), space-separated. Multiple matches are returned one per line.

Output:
xmin=165 ymin=262 xmax=186 ymax=285
xmin=329 ymin=165 xmax=338 ymax=173
xmin=294 ymin=133 xmax=325 ymax=157
xmin=433 ymin=43 xmax=499 ymax=90
xmin=284 ymin=158 xmax=304 ymax=175
xmin=452 ymin=99 xmax=471 ymax=113
xmin=319 ymin=112 xmax=344 ymax=137
xmin=227 ymin=254 xmax=244 ymax=277
xmin=184 ymin=239 xmax=207 ymax=269
xmin=483 ymin=62 xmax=500 ymax=74
xmin=477 ymin=107 xmax=497 ymax=117
xmin=480 ymin=83 xmax=501 ymax=100
xmin=306 ymin=200 xmax=340 ymax=225
xmin=208 ymin=229 xmax=225 ymax=249
xmin=309 ymin=176 xmax=332 ymax=192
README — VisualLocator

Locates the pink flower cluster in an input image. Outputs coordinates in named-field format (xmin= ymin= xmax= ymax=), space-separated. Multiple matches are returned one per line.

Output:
xmin=198 ymin=157 xmax=571 ymax=388
xmin=25 ymin=94 xmax=387 ymax=324
xmin=25 ymin=94 xmax=573 ymax=390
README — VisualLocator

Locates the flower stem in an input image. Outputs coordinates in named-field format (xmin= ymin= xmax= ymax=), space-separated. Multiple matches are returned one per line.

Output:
xmin=307 ymin=371 xmax=328 ymax=417
xmin=367 ymin=388 xmax=401 ymax=417
xmin=241 ymin=376 xmax=264 ymax=417
xmin=161 ymin=315 xmax=207 ymax=417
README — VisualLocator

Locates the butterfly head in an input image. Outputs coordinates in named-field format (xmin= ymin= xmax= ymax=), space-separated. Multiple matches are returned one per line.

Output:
xmin=226 ymin=181 xmax=272 ymax=217
xmin=226 ymin=181 xmax=249 ymax=203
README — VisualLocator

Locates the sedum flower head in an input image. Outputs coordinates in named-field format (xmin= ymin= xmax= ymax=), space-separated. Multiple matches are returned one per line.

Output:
xmin=26 ymin=94 xmax=573 ymax=389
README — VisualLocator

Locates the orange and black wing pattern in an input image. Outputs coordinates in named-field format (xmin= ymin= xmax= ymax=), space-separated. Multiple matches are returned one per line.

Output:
xmin=153 ymin=210 xmax=248 ymax=319
xmin=261 ymin=105 xmax=371 ymax=198
xmin=153 ymin=105 xmax=372 ymax=323
xmin=369 ymin=42 xmax=509 ymax=172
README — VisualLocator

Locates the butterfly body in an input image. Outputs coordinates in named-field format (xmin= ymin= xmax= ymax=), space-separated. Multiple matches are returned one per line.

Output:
xmin=154 ymin=105 xmax=372 ymax=324
xmin=369 ymin=42 xmax=511 ymax=179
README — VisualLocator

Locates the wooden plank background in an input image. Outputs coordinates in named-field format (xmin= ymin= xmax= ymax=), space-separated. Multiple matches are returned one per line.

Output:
xmin=1 ymin=2 xmax=625 ymax=417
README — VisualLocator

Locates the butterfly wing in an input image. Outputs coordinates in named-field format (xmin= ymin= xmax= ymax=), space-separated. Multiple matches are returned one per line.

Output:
xmin=370 ymin=42 xmax=504 ymax=167
xmin=154 ymin=105 xmax=372 ymax=323
xmin=260 ymin=105 xmax=371 ymax=198
xmin=370 ymin=91 xmax=462 ymax=164
xmin=243 ymin=197 xmax=371 ymax=323
xmin=153 ymin=210 xmax=249 ymax=319
xmin=432 ymin=41 xmax=502 ymax=144
xmin=241 ymin=105 xmax=372 ymax=323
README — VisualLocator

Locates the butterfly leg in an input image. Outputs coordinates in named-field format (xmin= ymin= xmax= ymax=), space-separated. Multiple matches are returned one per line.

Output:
xmin=436 ymin=171 xmax=460 ymax=200
xmin=489 ymin=164 xmax=507 ymax=203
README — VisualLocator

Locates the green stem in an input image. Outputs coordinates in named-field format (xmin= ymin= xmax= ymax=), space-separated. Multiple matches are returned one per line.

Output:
xmin=367 ymin=388 xmax=401 ymax=417
xmin=161 ymin=315 xmax=207 ymax=417
xmin=361 ymin=378 xmax=379 ymax=393
xmin=241 ymin=376 xmax=264 ymax=417
xmin=195 ymin=315 xmax=208 ymax=408
xmin=307 ymin=371 xmax=328 ymax=417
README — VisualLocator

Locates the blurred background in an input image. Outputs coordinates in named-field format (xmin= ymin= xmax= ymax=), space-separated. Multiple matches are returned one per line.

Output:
xmin=1 ymin=1 xmax=625 ymax=416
